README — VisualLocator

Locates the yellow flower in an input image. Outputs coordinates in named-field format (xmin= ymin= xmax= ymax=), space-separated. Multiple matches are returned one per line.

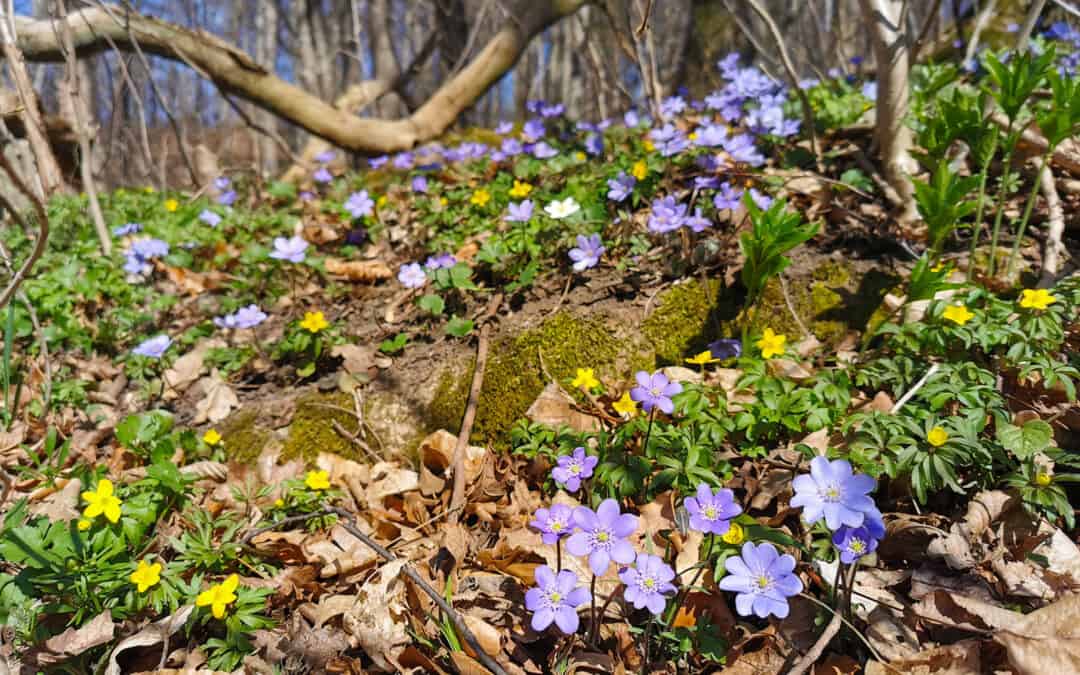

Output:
xmin=470 ymin=189 xmax=491 ymax=207
xmin=941 ymin=304 xmax=974 ymax=326
xmin=571 ymin=367 xmax=600 ymax=390
xmin=274 ymin=498 xmax=285 ymax=508
xmin=377 ymin=195 xmax=388 ymax=208
xmin=196 ymin=574 xmax=239 ymax=619
xmin=631 ymin=160 xmax=648 ymax=181
xmin=927 ymin=426 xmax=949 ymax=447
xmin=643 ymin=139 xmax=655 ymax=152
xmin=930 ymin=262 xmax=950 ymax=273
xmin=305 ymin=470 xmax=331 ymax=491
xmin=686 ymin=350 xmax=719 ymax=366
xmin=300 ymin=311 xmax=328 ymax=333
xmin=143 ymin=186 xmax=154 ymax=193
xmin=82 ymin=479 xmax=122 ymax=523
xmin=130 ymin=559 xmax=162 ymax=593
xmin=613 ymin=391 xmax=637 ymax=418
xmin=439 ymin=197 xmax=448 ymax=207
xmin=575 ymin=152 xmax=586 ymax=161
xmin=508 ymin=180 xmax=533 ymax=198
xmin=722 ymin=522 xmax=745 ymax=545
xmin=688 ymin=132 xmax=698 ymax=141
xmin=77 ymin=519 xmax=92 ymax=531
xmin=1035 ymin=472 xmax=1053 ymax=487
xmin=1019 ymin=289 xmax=1056 ymax=311
xmin=164 ymin=198 xmax=179 ymax=212
xmin=756 ymin=328 xmax=787 ymax=359
xmin=203 ymin=429 xmax=222 ymax=446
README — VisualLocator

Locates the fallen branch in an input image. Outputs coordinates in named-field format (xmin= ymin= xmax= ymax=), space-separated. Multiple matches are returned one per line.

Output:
xmin=449 ymin=322 xmax=492 ymax=525
xmin=10 ymin=3 xmax=588 ymax=155
xmin=1038 ymin=162 xmax=1067 ymax=284
xmin=0 ymin=152 xmax=50 ymax=310
xmin=787 ymin=611 xmax=843 ymax=675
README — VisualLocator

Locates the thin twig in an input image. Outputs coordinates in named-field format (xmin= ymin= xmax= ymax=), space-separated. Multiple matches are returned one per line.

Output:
xmin=779 ymin=273 xmax=812 ymax=339
xmin=787 ymin=611 xmax=842 ymax=675
xmin=797 ymin=592 xmax=887 ymax=667
xmin=890 ymin=363 xmax=940 ymax=414
xmin=910 ymin=0 xmax=945 ymax=62
xmin=449 ymin=322 xmax=492 ymax=524
xmin=0 ymin=153 xmax=50 ymax=309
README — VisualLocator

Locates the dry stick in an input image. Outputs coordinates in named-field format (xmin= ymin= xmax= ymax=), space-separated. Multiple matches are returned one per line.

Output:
xmin=1016 ymin=0 xmax=1048 ymax=52
xmin=787 ymin=611 xmax=843 ymax=675
xmin=742 ymin=0 xmax=820 ymax=163
xmin=890 ymin=362 xmax=940 ymax=414
xmin=779 ymin=274 xmax=813 ymax=339
xmin=449 ymin=322 xmax=492 ymax=525
xmin=0 ymin=154 xmax=50 ymax=309
xmin=1038 ymin=155 xmax=1067 ymax=284
xmin=910 ymin=0 xmax=945 ymax=63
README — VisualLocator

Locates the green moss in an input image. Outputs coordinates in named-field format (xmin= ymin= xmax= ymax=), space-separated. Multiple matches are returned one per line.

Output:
xmin=281 ymin=391 xmax=363 ymax=462
xmin=220 ymin=408 xmax=272 ymax=464
xmin=427 ymin=362 xmax=473 ymax=435
xmin=469 ymin=312 xmax=621 ymax=447
xmin=642 ymin=279 xmax=735 ymax=364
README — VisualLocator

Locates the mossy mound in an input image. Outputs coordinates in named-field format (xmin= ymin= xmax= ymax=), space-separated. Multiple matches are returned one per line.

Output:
xmin=642 ymin=278 xmax=738 ymax=365
xmin=281 ymin=391 xmax=363 ymax=462
xmin=431 ymin=311 xmax=622 ymax=448
xmin=219 ymin=407 xmax=273 ymax=464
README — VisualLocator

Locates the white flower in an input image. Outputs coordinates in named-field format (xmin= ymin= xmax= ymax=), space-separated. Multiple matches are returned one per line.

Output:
xmin=544 ymin=197 xmax=581 ymax=219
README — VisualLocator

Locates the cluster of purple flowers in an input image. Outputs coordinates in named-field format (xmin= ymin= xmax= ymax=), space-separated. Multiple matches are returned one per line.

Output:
xmin=123 ymin=237 xmax=169 ymax=277
xmin=214 ymin=176 xmax=236 ymax=206
xmin=213 ymin=304 xmax=267 ymax=330
xmin=707 ymin=53 xmax=800 ymax=139
xmin=791 ymin=456 xmax=885 ymax=563
xmin=269 ymin=235 xmax=308 ymax=263
xmin=649 ymin=124 xmax=690 ymax=157
xmin=606 ymin=172 xmax=636 ymax=202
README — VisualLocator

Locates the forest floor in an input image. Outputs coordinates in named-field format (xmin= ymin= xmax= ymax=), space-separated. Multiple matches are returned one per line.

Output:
xmin=2 ymin=59 xmax=1080 ymax=675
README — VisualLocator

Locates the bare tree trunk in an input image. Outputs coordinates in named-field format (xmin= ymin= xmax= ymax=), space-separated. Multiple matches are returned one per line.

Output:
xmin=254 ymin=0 xmax=279 ymax=175
xmin=859 ymin=0 xmax=918 ymax=223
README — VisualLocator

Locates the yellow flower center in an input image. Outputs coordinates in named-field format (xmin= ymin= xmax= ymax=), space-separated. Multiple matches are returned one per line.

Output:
xmin=549 ymin=592 xmax=562 ymax=602
xmin=757 ymin=575 xmax=770 ymax=589
xmin=1035 ymin=473 xmax=1052 ymax=487
xmin=551 ymin=522 xmax=563 ymax=532
xmin=704 ymin=507 xmax=717 ymax=519
xmin=644 ymin=578 xmax=656 ymax=588
xmin=597 ymin=532 xmax=609 ymax=543
xmin=850 ymin=540 xmax=865 ymax=553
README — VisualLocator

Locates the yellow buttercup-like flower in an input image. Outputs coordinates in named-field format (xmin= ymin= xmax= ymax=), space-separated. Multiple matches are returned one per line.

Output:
xmin=377 ymin=195 xmax=388 ymax=208
xmin=722 ymin=522 xmax=745 ymax=545
xmin=631 ymin=160 xmax=648 ymax=181
xmin=203 ymin=429 xmax=222 ymax=446
xmin=686 ymin=350 xmax=719 ymax=366
xmin=77 ymin=519 xmax=92 ymax=531
xmin=571 ymin=368 xmax=600 ymax=390
xmin=643 ymin=139 xmax=656 ymax=152
xmin=82 ymin=479 xmax=122 ymax=523
xmin=508 ymin=180 xmax=533 ymax=198
xmin=196 ymin=574 xmax=239 ymax=619
xmin=1035 ymin=472 xmax=1053 ymax=487
xmin=575 ymin=152 xmax=586 ymax=161
xmin=130 ymin=559 xmax=162 ymax=593
xmin=1019 ymin=289 xmax=1056 ymax=311
xmin=941 ymin=304 xmax=974 ymax=326
xmin=613 ymin=391 xmax=637 ymax=418
xmin=305 ymin=470 xmax=331 ymax=491
xmin=164 ymin=198 xmax=179 ymax=212
xmin=274 ymin=498 xmax=285 ymax=508
xmin=300 ymin=311 xmax=328 ymax=333
xmin=470 ymin=189 xmax=491 ymax=207
xmin=927 ymin=426 xmax=949 ymax=447
xmin=756 ymin=328 xmax=787 ymax=359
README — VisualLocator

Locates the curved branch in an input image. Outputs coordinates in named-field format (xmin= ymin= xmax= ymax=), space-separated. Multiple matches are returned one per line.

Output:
xmin=9 ymin=2 xmax=589 ymax=155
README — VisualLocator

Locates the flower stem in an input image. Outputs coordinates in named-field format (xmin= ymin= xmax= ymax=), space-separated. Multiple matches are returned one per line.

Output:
xmin=589 ymin=583 xmax=624 ymax=646
xmin=1006 ymin=150 xmax=1052 ymax=281
xmin=664 ymin=533 xmax=714 ymax=626
xmin=589 ymin=574 xmax=598 ymax=646
xmin=641 ymin=617 xmax=653 ymax=675
xmin=987 ymin=131 xmax=1018 ymax=280
xmin=966 ymin=148 xmax=996 ymax=282
xmin=556 ymin=538 xmax=563 ymax=573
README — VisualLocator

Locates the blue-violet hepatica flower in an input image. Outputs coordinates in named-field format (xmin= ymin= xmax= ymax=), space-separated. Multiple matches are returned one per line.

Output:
xmin=133 ymin=335 xmax=172 ymax=359
xmin=685 ymin=483 xmax=742 ymax=535
xmin=525 ymin=565 xmax=590 ymax=634
xmin=620 ymin=553 xmax=677 ymax=615
xmin=397 ymin=262 xmax=427 ymax=289
xmin=718 ymin=542 xmax=802 ymax=619
xmin=269 ymin=235 xmax=308 ymax=263
xmin=630 ymin=370 xmax=682 ymax=414
xmin=790 ymin=456 xmax=877 ymax=531
xmin=568 ymin=234 xmax=605 ymax=272
xmin=552 ymin=447 xmax=598 ymax=492
xmin=530 ymin=504 xmax=574 ymax=545
xmin=566 ymin=499 xmax=638 ymax=576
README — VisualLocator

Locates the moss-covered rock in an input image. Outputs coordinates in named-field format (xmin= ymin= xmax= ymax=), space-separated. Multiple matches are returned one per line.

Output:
xmin=281 ymin=391 xmax=363 ymax=462
xmin=642 ymin=279 xmax=737 ymax=364
xmin=219 ymin=407 xmax=273 ymax=464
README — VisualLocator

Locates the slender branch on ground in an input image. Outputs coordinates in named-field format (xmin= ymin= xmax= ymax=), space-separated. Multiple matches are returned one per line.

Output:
xmin=0 ymin=153 xmax=50 ymax=310
xmin=787 ymin=611 xmax=842 ymax=675
xmin=1038 ymin=161 xmax=1067 ymax=284
xmin=449 ymin=321 xmax=492 ymax=524
xmin=890 ymin=362 xmax=940 ymax=413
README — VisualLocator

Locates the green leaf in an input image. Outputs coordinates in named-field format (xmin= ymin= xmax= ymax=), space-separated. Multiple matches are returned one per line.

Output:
xmin=378 ymin=333 xmax=408 ymax=355
xmin=445 ymin=316 xmax=474 ymax=338
xmin=416 ymin=294 xmax=445 ymax=316
xmin=997 ymin=420 xmax=1053 ymax=460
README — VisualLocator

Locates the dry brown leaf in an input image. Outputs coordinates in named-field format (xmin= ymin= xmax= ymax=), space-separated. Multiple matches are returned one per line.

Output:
xmin=34 ymin=610 xmax=115 ymax=666
xmin=28 ymin=477 xmax=81 ymax=522
xmin=461 ymin=614 xmax=501 ymax=658
xmin=864 ymin=639 xmax=983 ymax=675
xmin=365 ymin=461 xmax=419 ymax=508
xmin=105 ymin=606 xmax=193 ymax=675
xmin=161 ymin=264 xmax=225 ymax=295
xmin=525 ymin=383 xmax=601 ymax=433
xmin=163 ymin=338 xmax=225 ymax=395
xmin=331 ymin=343 xmax=376 ymax=376
xmin=324 ymin=257 xmax=392 ymax=282
xmin=341 ymin=560 xmax=410 ymax=671
xmin=193 ymin=370 xmax=239 ymax=424
xmin=996 ymin=593 xmax=1080 ymax=673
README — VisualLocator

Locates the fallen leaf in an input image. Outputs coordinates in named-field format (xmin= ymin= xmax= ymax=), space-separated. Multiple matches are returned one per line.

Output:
xmin=331 ymin=343 xmax=376 ymax=376
xmin=193 ymin=370 xmax=239 ymax=424
xmin=365 ymin=461 xmax=419 ymax=508
xmin=324 ymin=257 xmax=392 ymax=282
xmin=525 ymin=383 xmax=601 ymax=433
xmin=163 ymin=338 xmax=225 ymax=395
xmin=341 ymin=560 xmax=410 ymax=671
xmin=28 ymin=477 xmax=81 ymax=522
xmin=34 ymin=610 xmax=115 ymax=666
xmin=864 ymin=639 xmax=983 ymax=675
xmin=995 ymin=593 xmax=1080 ymax=673
xmin=105 ymin=606 xmax=193 ymax=675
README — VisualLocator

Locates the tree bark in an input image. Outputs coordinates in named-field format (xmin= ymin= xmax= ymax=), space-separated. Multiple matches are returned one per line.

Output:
xmin=7 ymin=2 xmax=589 ymax=157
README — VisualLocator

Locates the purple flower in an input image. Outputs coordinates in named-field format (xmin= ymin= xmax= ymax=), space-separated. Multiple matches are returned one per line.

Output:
xmin=648 ymin=196 xmax=688 ymax=233
xmin=799 ymin=78 xmax=820 ymax=89
xmin=649 ymin=124 xmax=689 ymax=156
xmin=368 ymin=155 xmax=389 ymax=169
xmin=424 ymin=253 xmax=456 ymax=270
xmin=489 ymin=150 xmax=507 ymax=163
xmin=213 ymin=176 xmax=231 ymax=190
xmin=660 ymin=95 xmax=687 ymax=119
xmin=345 ymin=190 xmax=375 ymax=218
xmin=620 ymin=553 xmax=677 ymax=615
xmin=540 ymin=103 xmax=565 ymax=118
xmin=411 ymin=176 xmax=428 ymax=193
xmin=566 ymin=499 xmax=638 ymax=576
xmin=694 ymin=124 xmax=729 ymax=148
xmin=749 ymin=188 xmax=773 ymax=210
xmin=397 ymin=262 xmax=427 ymax=288
xmin=722 ymin=134 xmax=765 ymax=166
xmin=719 ymin=542 xmax=803 ymax=619
xmin=393 ymin=152 xmax=414 ymax=170
xmin=568 ymin=234 xmax=605 ymax=272
xmin=709 ymin=338 xmax=742 ymax=360
xmin=523 ymin=119 xmax=546 ymax=143
xmin=552 ymin=447 xmax=598 ymax=492
xmin=314 ymin=150 xmax=336 ymax=164
xmin=530 ymin=504 xmax=574 ymax=545
xmin=217 ymin=190 xmax=237 ymax=206
xmin=526 ymin=100 xmax=544 ymax=114
xmin=495 ymin=121 xmax=514 ymax=135
xmin=501 ymin=138 xmax=524 ymax=156
xmin=313 ymin=167 xmax=333 ymax=184
xmin=606 ymin=172 xmax=636 ymax=202
xmin=791 ymin=457 xmax=877 ymax=531
xmin=684 ymin=208 xmax=711 ymax=233
xmin=584 ymin=133 xmax=604 ymax=157
xmin=122 ymin=253 xmax=151 ymax=276
xmin=694 ymin=176 xmax=721 ymax=190
xmin=861 ymin=81 xmax=878 ymax=101
xmin=133 ymin=335 xmax=172 ymax=359
xmin=113 ymin=222 xmax=142 ymax=236
xmin=525 ymin=566 xmax=590 ymax=634
xmin=199 ymin=210 xmax=222 ymax=227
xmin=685 ymin=483 xmax=742 ymax=535
xmin=344 ymin=227 xmax=368 ymax=247
xmin=269 ymin=235 xmax=308 ymax=263
xmin=713 ymin=182 xmax=744 ymax=211
xmin=623 ymin=110 xmax=641 ymax=128
xmin=131 ymin=238 xmax=169 ymax=259
xmin=215 ymin=304 xmax=267 ymax=330
xmin=833 ymin=525 xmax=880 ymax=564
xmin=531 ymin=142 xmax=558 ymax=159
xmin=630 ymin=370 xmax=682 ymax=414
xmin=505 ymin=200 xmax=534 ymax=223
xmin=299 ymin=190 xmax=315 ymax=202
